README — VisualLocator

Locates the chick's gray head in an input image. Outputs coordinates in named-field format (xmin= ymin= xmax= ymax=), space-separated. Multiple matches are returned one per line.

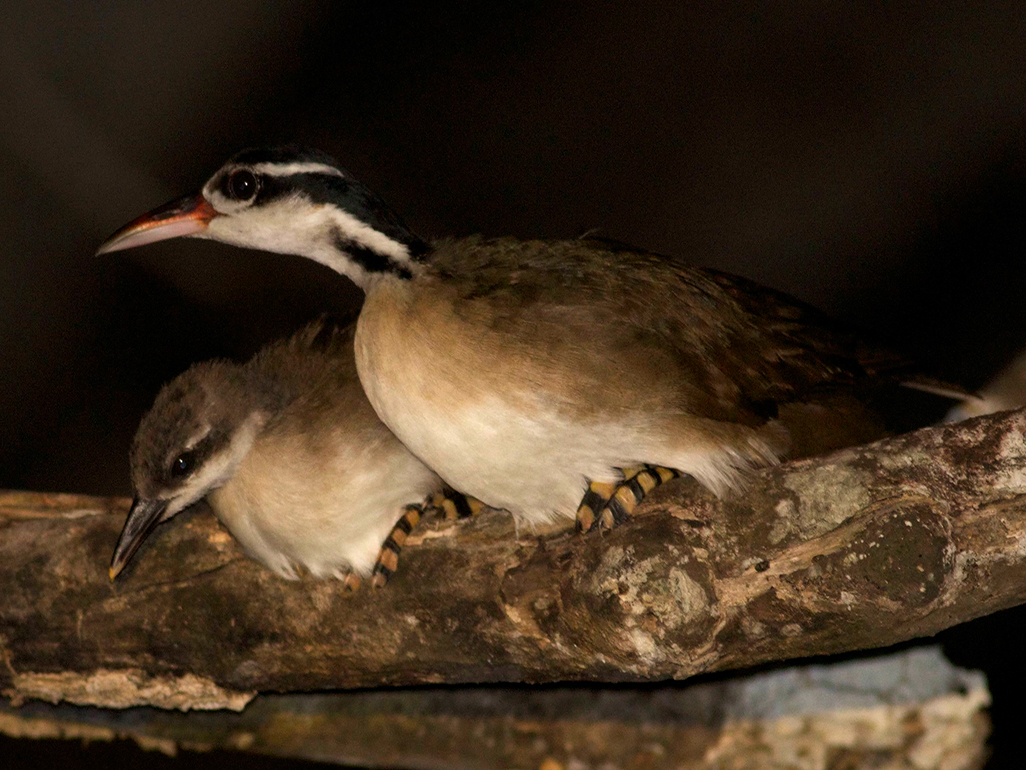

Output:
xmin=131 ymin=360 xmax=265 ymax=515
xmin=111 ymin=360 xmax=270 ymax=581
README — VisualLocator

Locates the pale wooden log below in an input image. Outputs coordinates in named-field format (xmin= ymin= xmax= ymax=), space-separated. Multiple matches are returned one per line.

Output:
xmin=2 ymin=408 xmax=1026 ymax=710
xmin=0 ymin=647 xmax=991 ymax=770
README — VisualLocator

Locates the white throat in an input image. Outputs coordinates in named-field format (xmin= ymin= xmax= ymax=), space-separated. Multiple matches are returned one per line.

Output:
xmin=202 ymin=194 xmax=419 ymax=290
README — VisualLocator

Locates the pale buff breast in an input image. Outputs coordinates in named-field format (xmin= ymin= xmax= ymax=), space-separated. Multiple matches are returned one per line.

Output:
xmin=209 ymin=408 xmax=442 ymax=578
xmin=354 ymin=277 xmax=783 ymax=524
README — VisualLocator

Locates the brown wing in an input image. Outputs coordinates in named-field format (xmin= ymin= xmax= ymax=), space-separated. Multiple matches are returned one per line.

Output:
xmin=426 ymin=236 xmax=922 ymax=429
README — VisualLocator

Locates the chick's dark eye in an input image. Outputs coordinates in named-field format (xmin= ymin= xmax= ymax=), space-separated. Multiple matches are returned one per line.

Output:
xmin=169 ymin=452 xmax=195 ymax=478
xmin=226 ymin=170 xmax=257 ymax=201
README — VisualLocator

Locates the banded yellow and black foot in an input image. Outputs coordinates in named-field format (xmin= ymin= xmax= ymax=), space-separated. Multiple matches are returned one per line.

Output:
xmin=368 ymin=503 xmax=424 ymax=589
xmin=426 ymin=489 xmax=486 ymax=521
xmin=360 ymin=492 xmax=484 ymax=590
xmin=575 ymin=465 xmax=681 ymax=533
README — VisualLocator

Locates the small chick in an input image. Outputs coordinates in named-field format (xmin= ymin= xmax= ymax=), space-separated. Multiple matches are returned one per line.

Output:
xmin=110 ymin=319 xmax=451 ymax=585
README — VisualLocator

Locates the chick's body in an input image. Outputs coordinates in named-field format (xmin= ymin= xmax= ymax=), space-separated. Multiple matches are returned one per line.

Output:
xmin=128 ymin=321 xmax=441 ymax=579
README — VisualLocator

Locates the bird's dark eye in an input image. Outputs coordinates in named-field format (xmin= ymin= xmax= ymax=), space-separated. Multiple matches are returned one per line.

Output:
xmin=169 ymin=451 xmax=196 ymax=478
xmin=226 ymin=170 xmax=258 ymax=201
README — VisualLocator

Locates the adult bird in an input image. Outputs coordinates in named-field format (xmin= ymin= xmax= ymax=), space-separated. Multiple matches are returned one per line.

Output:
xmin=98 ymin=146 xmax=959 ymax=532
xmin=111 ymin=318 xmax=479 ymax=587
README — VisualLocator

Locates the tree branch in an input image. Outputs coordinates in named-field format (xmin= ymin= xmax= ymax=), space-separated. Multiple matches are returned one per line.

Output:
xmin=2 ymin=408 xmax=1025 ymax=709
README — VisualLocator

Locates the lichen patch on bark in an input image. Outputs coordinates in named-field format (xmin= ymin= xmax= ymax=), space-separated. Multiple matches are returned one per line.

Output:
xmin=781 ymin=464 xmax=871 ymax=539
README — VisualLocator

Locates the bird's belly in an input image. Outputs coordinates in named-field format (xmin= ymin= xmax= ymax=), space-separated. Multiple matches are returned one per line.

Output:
xmin=355 ymin=286 xmax=634 ymax=523
xmin=355 ymin=278 xmax=784 ymax=517
xmin=400 ymin=395 xmax=615 ymax=522
xmin=364 ymin=383 xmax=628 ymax=523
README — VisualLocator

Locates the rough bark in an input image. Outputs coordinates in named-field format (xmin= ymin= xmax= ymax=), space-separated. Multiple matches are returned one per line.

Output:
xmin=0 ymin=647 xmax=991 ymax=770
xmin=2 ymin=408 xmax=1026 ymax=710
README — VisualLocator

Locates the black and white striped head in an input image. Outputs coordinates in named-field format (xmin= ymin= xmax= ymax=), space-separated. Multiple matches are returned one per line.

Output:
xmin=97 ymin=146 xmax=428 ymax=288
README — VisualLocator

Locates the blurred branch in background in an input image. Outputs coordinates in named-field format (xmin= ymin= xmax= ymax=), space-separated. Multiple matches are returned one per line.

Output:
xmin=0 ymin=647 xmax=990 ymax=769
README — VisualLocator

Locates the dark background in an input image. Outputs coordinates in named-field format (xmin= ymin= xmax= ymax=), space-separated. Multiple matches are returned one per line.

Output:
xmin=1 ymin=1 xmax=1024 ymax=767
